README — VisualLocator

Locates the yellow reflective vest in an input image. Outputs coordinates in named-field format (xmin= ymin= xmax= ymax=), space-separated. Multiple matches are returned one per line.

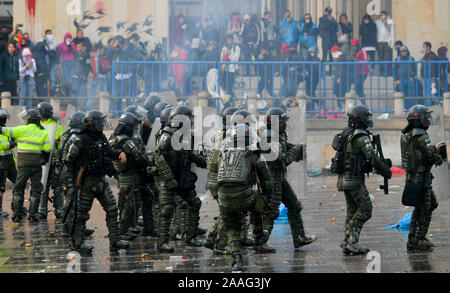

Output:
xmin=41 ymin=118 xmax=64 ymax=149
xmin=2 ymin=124 xmax=51 ymax=167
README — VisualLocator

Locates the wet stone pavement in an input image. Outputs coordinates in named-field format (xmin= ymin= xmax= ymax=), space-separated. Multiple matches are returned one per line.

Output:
xmin=0 ymin=175 xmax=448 ymax=273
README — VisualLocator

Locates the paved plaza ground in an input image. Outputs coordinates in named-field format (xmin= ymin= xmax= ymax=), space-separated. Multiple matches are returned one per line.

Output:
xmin=0 ymin=175 xmax=448 ymax=273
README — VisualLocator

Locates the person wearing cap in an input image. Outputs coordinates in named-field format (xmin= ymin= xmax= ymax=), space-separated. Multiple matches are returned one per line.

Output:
xmin=18 ymin=47 xmax=36 ymax=107
xmin=319 ymin=7 xmax=338 ymax=63
xmin=299 ymin=13 xmax=318 ymax=61
xmin=279 ymin=10 xmax=299 ymax=48
xmin=395 ymin=46 xmax=418 ymax=108
xmin=351 ymin=39 xmax=370 ymax=104
xmin=1 ymin=109 xmax=51 ymax=223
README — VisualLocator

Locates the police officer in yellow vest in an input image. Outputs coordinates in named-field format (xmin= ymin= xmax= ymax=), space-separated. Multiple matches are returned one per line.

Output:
xmin=0 ymin=109 xmax=17 ymax=217
xmin=1 ymin=109 xmax=51 ymax=223
xmin=36 ymin=102 xmax=64 ymax=219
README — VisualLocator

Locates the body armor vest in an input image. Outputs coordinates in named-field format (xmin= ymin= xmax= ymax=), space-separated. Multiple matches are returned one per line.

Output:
xmin=217 ymin=149 xmax=255 ymax=186
xmin=401 ymin=129 xmax=426 ymax=173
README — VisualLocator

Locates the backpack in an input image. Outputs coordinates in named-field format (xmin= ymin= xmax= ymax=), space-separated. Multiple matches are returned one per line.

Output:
xmin=98 ymin=55 xmax=110 ymax=75
xmin=330 ymin=128 xmax=353 ymax=175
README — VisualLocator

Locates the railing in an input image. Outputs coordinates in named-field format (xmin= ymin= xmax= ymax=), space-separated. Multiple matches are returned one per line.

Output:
xmin=111 ymin=60 xmax=450 ymax=116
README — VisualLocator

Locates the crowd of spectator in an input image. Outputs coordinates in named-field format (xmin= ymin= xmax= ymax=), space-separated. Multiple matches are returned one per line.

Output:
xmin=0 ymin=7 xmax=448 ymax=110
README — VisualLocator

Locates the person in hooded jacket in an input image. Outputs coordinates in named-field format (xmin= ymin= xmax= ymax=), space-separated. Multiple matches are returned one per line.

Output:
xmin=395 ymin=46 xmax=418 ymax=108
xmin=34 ymin=42 xmax=50 ymax=97
xmin=58 ymin=33 xmax=77 ymax=96
xmin=299 ymin=14 xmax=318 ymax=61
xmin=43 ymin=29 xmax=59 ymax=97
xmin=359 ymin=15 xmax=377 ymax=62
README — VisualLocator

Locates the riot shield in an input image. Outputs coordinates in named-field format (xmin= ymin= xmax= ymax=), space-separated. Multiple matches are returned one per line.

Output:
xmin=428 ymin=105 xmax=450 ymax=201
xmin=63 ymin=104 xmax=77 ymax=129
xmin=286 ymin=102 xmax=308 ymax=199
xmin=5 ymin=106 xmax=26 ymax=127
xmin=41 ymin=122 xmax=59 ymax=188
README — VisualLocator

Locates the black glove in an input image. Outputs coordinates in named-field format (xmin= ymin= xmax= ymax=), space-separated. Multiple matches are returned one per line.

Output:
xmin=8 ymin=140 xmax=17 ymax=150
xmin=41 ymin=152 xmax=50 ymax=165
xmin=437 ymin=143 xmax=447 ymax=160
xmin=384 ymin=158 xmax=393 ymax=169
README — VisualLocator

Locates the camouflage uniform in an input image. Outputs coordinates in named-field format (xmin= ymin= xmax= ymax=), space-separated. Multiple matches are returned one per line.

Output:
xmin=65 ymin=111 xmax=128 ymax=253
xmin=401 ymin=105 xmax=444 ymax=251
xmin=154 ymin=124 xmax=207 ymax=251
xmin=336 ymin=108 xmax=392 ymax=254
xmin=261 ymin=131 xmax=312 ymax=249
xmin=209 ymin=125 xmax=274 ymax=271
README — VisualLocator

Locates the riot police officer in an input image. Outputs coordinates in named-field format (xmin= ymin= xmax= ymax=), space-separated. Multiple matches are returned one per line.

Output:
xmin=37 ymin=102 xmax=65 ymax=219
xmin=259 ymin=108 xmax=316 ymax=253
xmin=110 ymin=112 xmax=154 ymax=239
xmin=144 ymin=95 xmax=162 ymax=124
xmin=334 ymin=105 xmax=392 ymax=255
xmin=210 ymin=123 xmax=274 ymax=271
xmin=401 ymin=105 xmax=445 ymax=251
xmin=65 ymin=110 xmax=129 ymax=254
xmin=59 ymin=112 xmax=94 ymax=237
xmin=0 ymin=109 xmax=17 ymax=217
xmin=204 ymin=107 xmax=238 ymax=253
xmin=124 ymin=105 xmax=159 ymax=237
xmin=1 ymin=109 xmax=52 ymax=223
xmin=154 ymin=105 xmax=207 ymax=252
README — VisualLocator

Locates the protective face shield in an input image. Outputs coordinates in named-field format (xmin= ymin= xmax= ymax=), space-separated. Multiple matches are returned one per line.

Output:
xmin=0 ymin=109 xmax=9 ymax=126
xmin=18 ymin=109 xmax=41 ymax=122
xmin=131 ymin=106 xmax=149 ymax=123
xmin=86 ymin=114 xmax=112 ymax=132
xmin=420 ymin=111 xmax=433 ymax=128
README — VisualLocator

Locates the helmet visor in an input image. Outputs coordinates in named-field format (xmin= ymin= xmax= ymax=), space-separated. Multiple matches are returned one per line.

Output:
xmin=18 ymin=110 xmax=29 ymax=121
xmin=133 ymin=106 xmax=149 ymax=123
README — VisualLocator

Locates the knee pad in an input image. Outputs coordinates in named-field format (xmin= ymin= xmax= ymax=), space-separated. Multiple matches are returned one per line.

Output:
xmin=159 ymin=204 xmax=174 ymax=218
xmin=191 ymin=197 xmax=201 ymax=210
xmin=177 ymin=200 xmax=189 ymax=211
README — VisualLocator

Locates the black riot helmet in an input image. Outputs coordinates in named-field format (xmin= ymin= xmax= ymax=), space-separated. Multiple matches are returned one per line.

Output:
xmin=0 ymin=109 xmax=9 ymax=126
xmin=36 ymin=102 xmax=54 ymax=120
xmin=347 ymin=105 xmax=373 ymax=129
xmin=145 ymin=96 xmax=162 ymax=122
xmin=231 ymin=110 xmax=251 ymax=126
xmin=160 ymin=106 xmax=173 ymax=127
xmin=84 ymin=110 xmax=112 ymax=133
xmin=221 ymin=107 xmax=239 ymax=129
xmin=69 ymin=112 xmax=85 ymax=129
xmin=170 ymin=105 xmax=193 ymax=128
xmin=153 ymin=102 xmax=170 ymax=119
xmin=114 ymin=112 xmax=138 ymax=137
xmin=407 ymin=105 xmax=433 ymax=129
xmin=124 ymin=105 xmax=148 ymax=123
xmin=266 ymin=107 xmax=289 ymax=132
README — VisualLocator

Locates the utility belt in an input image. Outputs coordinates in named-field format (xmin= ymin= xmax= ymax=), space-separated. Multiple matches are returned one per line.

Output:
xmin=218 ymin=183 xmax=249 ymax=193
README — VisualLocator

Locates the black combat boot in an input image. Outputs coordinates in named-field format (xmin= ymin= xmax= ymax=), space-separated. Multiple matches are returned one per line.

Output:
xmin=12 ymin=215 xmax=22 ymax=223
xmin=231 ymin=253 xmax=243 ymax=272
xmin=203 ymin=238 xmax=214 ymax=250
xmin=158 ymin=242 xmax=175 ymax=253
xmin=29 ymin=214 xmax=40 ymax=223
xmin=0 ymin=209 xmax=9 ymax=217
xmin=294 ymin=235 xmax=317 ymax=249
xmin=344 ymin=235 xmax=369 ymax=255
xmin=142 ymin=229 xmax=157 ymax=237
xmin=184 ymin=233 xmax=203 ymax=247
xmin=70 ymin=243 xmax=94 ymax=256
xmin=197 ymin=227 xmax=208 ymax=236
xmin=38 ymin=212 xmax=47 ymax=220
xmin=84 ymin=228 xmax=95 ymax=237
xmin=110 ymin=239 xmax=130 ymax=252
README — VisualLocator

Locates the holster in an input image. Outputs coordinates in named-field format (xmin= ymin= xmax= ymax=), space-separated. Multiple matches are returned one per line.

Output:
xmin=402 ymin=181 xmax=424 ymax=207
